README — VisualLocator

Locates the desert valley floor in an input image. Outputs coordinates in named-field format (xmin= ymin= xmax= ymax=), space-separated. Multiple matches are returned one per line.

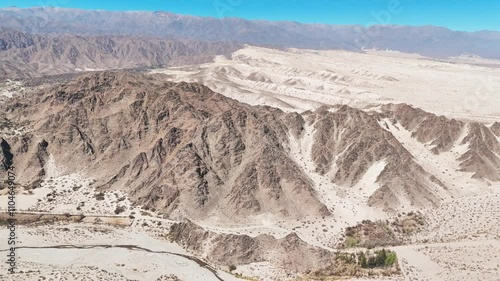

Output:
xmin=1 ymin=46 xmax=500 ymax=281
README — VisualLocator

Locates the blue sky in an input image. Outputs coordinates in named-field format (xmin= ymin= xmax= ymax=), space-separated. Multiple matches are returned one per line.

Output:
xmin=1 ymin=0 xmax=499 ymax=31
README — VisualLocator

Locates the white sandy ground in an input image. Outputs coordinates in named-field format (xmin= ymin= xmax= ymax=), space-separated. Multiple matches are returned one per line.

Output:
xmin=0 ymin=80 xmax=28 ymax=137
xmin=393 ymin=240 xmax=500 ymax=281
xmin=3 ymin=188 xmax=500 ymax=281
xmin=0 ymin=81 xmax=30 ymax=138
xmin=0 ymin=223 xmax=243 ymax=281
xmin=0 ymin=155 xmax=137 ymax=216
xmin=151 ymin=45 xmax=500 ymax=123
xmin=75 ymin=67 xmax=105 ymax=72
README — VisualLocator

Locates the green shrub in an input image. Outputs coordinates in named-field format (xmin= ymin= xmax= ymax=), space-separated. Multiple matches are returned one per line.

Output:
xmin=345 ymin=236 xmax=359 ymax=247
xmin=360 ymin=249 xmax=398 ymax=268
xmin=357 ymin=251 xmax=367 ymax=268
xmin=376 ymin=249 xmax=387 ymax=266
xmin=385 ymin=252 xmax=398 ymax=266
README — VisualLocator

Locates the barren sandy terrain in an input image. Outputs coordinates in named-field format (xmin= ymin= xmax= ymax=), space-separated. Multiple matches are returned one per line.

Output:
xmin=0 ymin=223 xmax=243 ymax=281
xmin=152 ymin=46 xmax=500 ymax=123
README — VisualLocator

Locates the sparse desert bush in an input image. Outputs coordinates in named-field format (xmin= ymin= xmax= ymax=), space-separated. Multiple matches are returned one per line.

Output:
xmin=340 ymin=212 xmax=425 ymax=248
xmin=341 ymin=220 xmax=400 ymax=248
xmin=345 ymin=236 xmax=360 ymax=247
xmin=385 ymin=251 xmax=397 ymax=266
xmin=114 ymin=205 xmax=126 ymax=214
xmin=312 ymin=249 xmax=400 ymax=279
xmin=94 ymin=192 xmax=105 ymax=201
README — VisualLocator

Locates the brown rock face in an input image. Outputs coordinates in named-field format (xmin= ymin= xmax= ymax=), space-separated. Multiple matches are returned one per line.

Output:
xmin=169 ymin=220 xmax=335 ymax=274
xmin=492 ymin=122 xmax=500 ymax=137
xmin=0 ymin=133 xmax=48 ymax=185
xmin=380 ymin=104 xmax=465 ymax=154
xmin=459 ymin=123 xmax=500 ymax=181
xmin=0 ymin=27 xmax=36 ymax=50
xmin=379 ymin=104 xmax=500 ymax=182
xmin=307 ymin=105 xmax=443 ymax=212
xmin=2 ymin=71 xmax=328 ymax=220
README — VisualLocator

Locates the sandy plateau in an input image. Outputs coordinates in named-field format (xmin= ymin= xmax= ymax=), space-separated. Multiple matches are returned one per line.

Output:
xmin=0 ymin=46 xmax=499 ymax=281
xmin=152 ymin=46 xmax=500 ymax=122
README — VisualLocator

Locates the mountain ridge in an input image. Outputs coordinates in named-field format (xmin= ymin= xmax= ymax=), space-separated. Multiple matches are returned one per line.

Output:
xmin=1 ymin=7 xmax=500 ymax=59
xmin=0 ymin=28 xmax=241 ymax=79
xmin=2 ymin=71 xmax=498 ymax=221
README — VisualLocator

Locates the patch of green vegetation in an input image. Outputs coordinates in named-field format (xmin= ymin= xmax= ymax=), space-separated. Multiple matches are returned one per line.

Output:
xmin=308 ymin=249 xmax=400 ymax=280
xmin=385 ymin=251 xmax=398 ymax=266
xmin=345 ymin=236 xmax=359 ymax=247
xmin=360 ymin=249 xmax=398 ymax=269
xmin=231 ymin=272 xmax=259 ymax=281
xmin=336 ymin=252 xmax=356 ymax=264
xmin=357 ymin=251 xmax=367 ymax=268
xmin=341 ymin=219 xmax=404 ymax=249
xmin=335 ymin=249 xmax=399 ymax=269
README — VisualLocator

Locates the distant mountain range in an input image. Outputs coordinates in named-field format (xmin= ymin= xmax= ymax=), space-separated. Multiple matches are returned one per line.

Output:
xmin=0 ymin=27 xmax=240 ymax=79
xmin=1 ymin=7 xmax=500 ymax=59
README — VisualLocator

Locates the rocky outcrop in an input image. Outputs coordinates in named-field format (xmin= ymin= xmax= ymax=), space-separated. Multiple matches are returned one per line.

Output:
xmin=492 ymin=122 xmax=500 ymax=137
xmin=380 ymin=104 xmax=465 ymax=154
xmin=1 ymin=71 xmax=328 ymax=220
xmin=0 ymin=27 xmax=36 ymax=51
xmin=169 ymin=220 xmax=335 ymax=274
xmin=307 ymin=105 xmax=444 ymax=212
xmin=0 ymin=133 xmax=50 ymax=185
xmin=459 ymin=123 xmax=500 ymax=181
xmin=380 ymin=104 xmax=500 ymax=182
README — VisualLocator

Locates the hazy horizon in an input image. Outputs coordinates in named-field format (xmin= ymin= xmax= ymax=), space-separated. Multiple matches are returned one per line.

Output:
xmin=0 ymin=0 xmax=499 ymax=32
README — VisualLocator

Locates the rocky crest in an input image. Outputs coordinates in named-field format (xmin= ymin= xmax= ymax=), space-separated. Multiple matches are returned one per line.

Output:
xmin=380 ymin=104 xmax=500 ymax=182
xmin=459 ymin=123 xmax=500 ymax=181
xmin=2 ymin=7 xmax=500 ymax=59
xmin=1 ymin=71 xmax=328 ymax=220
xmin=169 ymin=220 xmax=335 ymax=274
xmin=0 ymin=27 xmax=36 ymax=51
xmin=307 ymin=105 xmax=444 ymax=212
xmin=380 ymin=104 xmax=465 ymax=154
xmin=2 ymin=71 xmax=499 ymax=221
xmin=491 ymin=122 xmax=500 ymax=137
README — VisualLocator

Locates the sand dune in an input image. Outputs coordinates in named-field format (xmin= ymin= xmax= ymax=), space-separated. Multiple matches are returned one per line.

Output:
xmin=152 ymin=46 xmax=500 ymax=123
